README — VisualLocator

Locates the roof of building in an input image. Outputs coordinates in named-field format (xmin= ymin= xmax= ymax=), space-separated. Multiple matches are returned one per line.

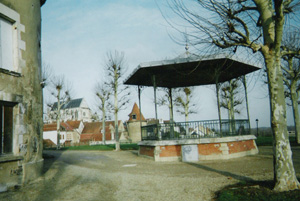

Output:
xmin=43 ymin=123 xmax=57 ymax=132
xmin=81 ymin=121 xmax=121 ymax=135
xmin=43 ymin=121 xmax=81 ymax=132
xmin=82 ymin=122 xmax=102 ymax=134
xmin=80 ymin=134 xmax=102 ymax=142
xmin=128 ymin=103 xmax=146 ymax=121
xmin=65 ymin=121 xmax=81 ymax=129
xmin=43 ymin=139 xmax=56 ymax=147
xmin=124 ymin=53 xmax=261 ymax=88
xmin=52 ymin=98 xmax=84 ymax=110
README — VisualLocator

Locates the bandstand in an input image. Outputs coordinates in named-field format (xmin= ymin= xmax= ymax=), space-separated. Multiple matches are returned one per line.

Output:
xmin=124 ymin=52 xmax=261 ymax=162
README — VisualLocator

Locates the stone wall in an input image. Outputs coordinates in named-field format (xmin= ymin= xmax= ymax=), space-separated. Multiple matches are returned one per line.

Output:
xmin=0 ymin=0 xmax=44 ymax=190
xmin=127 ymin=121 xmax=147 ymax=143
xmin=138 ymin=135 xmax=259 ymax=162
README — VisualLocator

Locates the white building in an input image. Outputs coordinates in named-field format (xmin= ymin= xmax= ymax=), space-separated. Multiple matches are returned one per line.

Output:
xmin=43 ymin=121 xmax=84 ymax=147
xmin=46 ymin=98 xmax=93 ymax=123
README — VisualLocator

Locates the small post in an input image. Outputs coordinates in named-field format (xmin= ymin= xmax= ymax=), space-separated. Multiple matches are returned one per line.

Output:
xmin=256 ymin=119 xmax=259 ymax=136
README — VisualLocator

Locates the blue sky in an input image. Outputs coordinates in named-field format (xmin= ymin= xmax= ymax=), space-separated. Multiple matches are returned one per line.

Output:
xmin=41 ymin=0 xmax=294 ymax=127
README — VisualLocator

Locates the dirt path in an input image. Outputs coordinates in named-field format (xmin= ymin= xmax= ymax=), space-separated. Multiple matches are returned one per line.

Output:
xmin=1 ymin=146 xmax=300 ymax=201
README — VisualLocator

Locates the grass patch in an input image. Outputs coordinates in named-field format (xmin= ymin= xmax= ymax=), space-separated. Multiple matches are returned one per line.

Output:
xmin=45 ymin=143 xmax=139 ymax=151
xmin=215 ymin=181 xmax=300 ymax=201
xmin=255 ymin=136 xmax=297 ymax=146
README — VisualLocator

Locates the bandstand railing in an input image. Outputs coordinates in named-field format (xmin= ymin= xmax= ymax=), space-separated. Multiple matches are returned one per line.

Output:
xmin=141 ymin=119 xmax=250 ymax=141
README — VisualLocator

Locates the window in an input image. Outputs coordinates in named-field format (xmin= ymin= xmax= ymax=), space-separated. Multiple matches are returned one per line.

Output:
xmin=0 ymin=17 xmax=13 ymax=71
xmin=132 ymin=114 xmax=137 ymax=120
xmin=0 ymin=102 xmax=14 ymax=154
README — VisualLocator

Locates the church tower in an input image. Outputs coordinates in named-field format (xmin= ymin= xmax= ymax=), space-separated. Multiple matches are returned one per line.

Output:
xmin=127 ymin=103 xmax=147 ymax=142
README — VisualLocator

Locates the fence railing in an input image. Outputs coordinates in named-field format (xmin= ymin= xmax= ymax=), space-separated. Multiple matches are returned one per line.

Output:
xmin=141 ymin=119 xmax=250 ymax=141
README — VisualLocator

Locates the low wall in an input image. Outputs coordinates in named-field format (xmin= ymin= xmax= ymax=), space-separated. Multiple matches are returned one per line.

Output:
xmin=0 ymin=156 xmax=23 ymax=192
xmin=138 ymin=135 xmax=258 ymax=162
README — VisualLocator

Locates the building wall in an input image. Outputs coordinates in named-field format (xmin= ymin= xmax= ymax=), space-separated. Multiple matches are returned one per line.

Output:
xmin=127 ymin=121 xmax=147 ymax=143
xmin=43 ymin=130 xmax=67 ymax=145
xmin=60 ymin=107 xmax=92 ymax=122
xmin=43 ymin=131 xmax=57 ymax=145
xmin=138 ymin=136 xmax=258 ymax=162
xmin=0 ymin=0 xmax=44 ymax=189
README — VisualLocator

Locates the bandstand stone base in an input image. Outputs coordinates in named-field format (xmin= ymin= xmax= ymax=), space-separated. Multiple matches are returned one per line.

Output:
xmin=138 ymin=135 xmax=258 ymax=162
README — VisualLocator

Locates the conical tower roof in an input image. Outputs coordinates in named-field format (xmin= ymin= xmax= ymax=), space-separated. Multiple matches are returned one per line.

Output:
xmin=128 ymin=103 xmax=146 ymax=121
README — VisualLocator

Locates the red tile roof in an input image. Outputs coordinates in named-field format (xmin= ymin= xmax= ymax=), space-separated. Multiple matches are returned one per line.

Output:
xmin=43 ymin=123 xmax=57 ymax=132
xmin=80 ymin=121 xmax=120 ymax=142
xmin=128 ymin=102 xmax=146 ymax=121
xmin=65 ymin=120 xmax=81 ymax=129
xmin=80 ymin=134 xmax=102 ymax=142
xmin=43 ymin=139 xmax=56 ymax=147
xmin=43 ymin=121 xmax=81 ymax=132
xmin=82 ymin=122 xmax=102 ymax=134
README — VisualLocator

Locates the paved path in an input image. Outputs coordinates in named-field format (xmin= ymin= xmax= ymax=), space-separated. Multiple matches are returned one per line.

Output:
xmin=1 ymin=146 xmax=300 ymax=201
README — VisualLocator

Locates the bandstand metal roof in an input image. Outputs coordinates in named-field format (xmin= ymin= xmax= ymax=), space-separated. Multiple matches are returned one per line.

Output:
xmin=124 ymin=53 xmax=261 ymax=88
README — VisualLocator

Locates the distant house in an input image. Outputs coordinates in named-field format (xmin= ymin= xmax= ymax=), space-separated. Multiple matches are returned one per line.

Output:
xmin=43 ymin=121 xmax=84 ymax=147
xmin=80 ymin=120 xmax=129 ymax=145
xmin=46 ymin=98 xmax=93 ymax=123
xmin=126 ymin=103 xmax=147 ymax=142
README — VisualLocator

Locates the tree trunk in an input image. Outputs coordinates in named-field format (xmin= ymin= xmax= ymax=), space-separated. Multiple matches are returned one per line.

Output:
xmin=102 ymin=106 xmax=106 ymax=145
xmin=56 ymin=89 xmax=61 ymax=149
xmin=242 ymin=76 xmax=251 ymax=129
xmin=290 ymin=86 xmax=300 ymax=144
xmin=264 ymin=53 xmax=300 ymax=191
xmin=114 ymin=75 xmax=120 ymax=151
xmin=229 ymin=80 xmax=236 ymax=134
xmin=255 ymin=0 xmax=300 ymax=190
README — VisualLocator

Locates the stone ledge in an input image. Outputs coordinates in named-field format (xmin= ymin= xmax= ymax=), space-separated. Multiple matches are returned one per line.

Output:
xmin=0 ymin=155 xmax=23 ymax=163
xmin=138 ymin=135 xmax=256 ymax=146
xmin=198 ymin=149 xmax=259 ymax=160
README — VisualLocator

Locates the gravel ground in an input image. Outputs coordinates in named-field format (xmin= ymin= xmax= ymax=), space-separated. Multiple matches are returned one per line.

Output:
xmin=1 ymin=146 xmax=300 ymax=201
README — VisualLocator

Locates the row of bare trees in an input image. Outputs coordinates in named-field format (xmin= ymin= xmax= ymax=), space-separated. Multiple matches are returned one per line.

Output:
xmin=42 ymin=65 xmax=72 ymax=149
xmin=42 ymin=51 xmax=131 ymax=151
xmin=94 ymin=51 xmax=130 ymax=151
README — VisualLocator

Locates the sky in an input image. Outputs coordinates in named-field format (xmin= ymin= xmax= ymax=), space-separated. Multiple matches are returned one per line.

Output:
xmin=41 ymin=0 xmax=295 ymax=128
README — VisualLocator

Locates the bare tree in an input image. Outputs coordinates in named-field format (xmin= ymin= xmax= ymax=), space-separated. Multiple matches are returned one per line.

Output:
xmin=283 ymin=58 xmax=300 ymax=141
xmin=157 ymin=88 xmax=175 ymax=122
xmin=167 ymin=0 xmax=300 ymax=191
xmin=220 ymin=79 xmax=243 ymax=133
xmin=281 ymin=28 xmax=300 ymax=144
xmin=95 ymin=82 xmax=111 ymax=145
xmin=174 ymin=87 xmax=197 ymax=122
xmin=41 ymin=63 xmax=53 ymax=121
xmin=104 ymin=50 xmax=130 ymax=151
xmin=47 ymin=75 xmax=72 ymax=149
xmin=41 ymin=62 xmax=53 ymax=89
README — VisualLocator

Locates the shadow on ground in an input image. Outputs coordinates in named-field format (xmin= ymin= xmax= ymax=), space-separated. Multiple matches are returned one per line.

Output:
xmin=188 ymin=162 xmax=254 ymax=182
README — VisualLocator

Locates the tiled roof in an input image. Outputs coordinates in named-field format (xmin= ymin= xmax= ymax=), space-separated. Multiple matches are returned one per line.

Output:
xmin=80 ymin=134 xmax=102 ymax=142
xmin=52 ymin=98 xmax=83 ymax=110
xmin=43 ymin=123 xmax=57 ymax=131
xmin=128 ymin=102 xmax=146 ymax=121
xmin=43 ymin=121 xmax=81 ymax=132
xmin=82 ymin=121 xmax=120 ymax=135
xmin=64 ymin=121 xmax=81 ymax=129
xmin=82 ymin=122 xmax=102 ymax=134
xmin=43 ymin=139 xmax=56 ymax=147
xmin=80 ymin=121 xmax=121 ymax=142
